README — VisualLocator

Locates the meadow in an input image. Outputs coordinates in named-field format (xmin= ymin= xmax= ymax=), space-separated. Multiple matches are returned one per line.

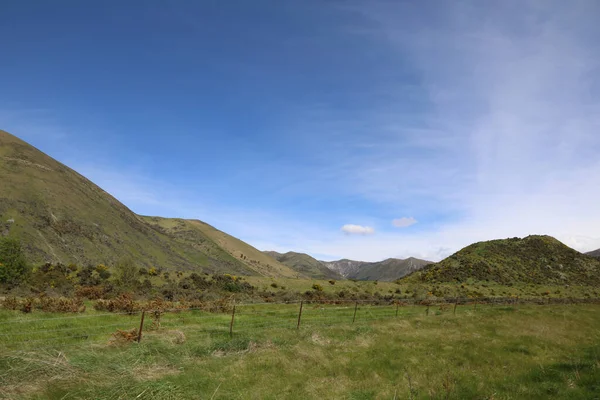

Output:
xmin=1 ymin=301 xmax=599 ymax=399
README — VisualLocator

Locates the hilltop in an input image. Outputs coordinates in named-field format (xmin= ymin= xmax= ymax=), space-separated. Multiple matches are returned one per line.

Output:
xmin=410 ymin=235 xmax=600 ymax=285
xmin=263 ymin=251 xmax=342 ymax=280
xmin=0 ymin=130 xmax=298 ymax=277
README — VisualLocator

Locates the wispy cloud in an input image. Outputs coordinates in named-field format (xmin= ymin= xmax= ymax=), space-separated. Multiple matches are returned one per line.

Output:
xmin=341 ymin=224 xmax=375 ymax=235
xmin=3 ymin=1 xmax=600 ymax=263
xmin=392 ymin=217 xmax=417 ymax=228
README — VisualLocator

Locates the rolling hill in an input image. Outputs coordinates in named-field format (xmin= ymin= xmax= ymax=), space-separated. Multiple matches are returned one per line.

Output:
xmin=409 ymin=235 xmax=600 ymax=285
xmin=0 ymin=129 xmax=299 ymax=277
xmin=263 ymin=251 xmax=342 ymax=280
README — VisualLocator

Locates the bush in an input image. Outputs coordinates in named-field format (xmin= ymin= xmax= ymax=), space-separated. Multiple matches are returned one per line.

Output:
xmin=114 ymin=258 xmax=139 ymax=289
xmin=328 ymin=280 xmax=336 ymax=285
xmin=312 ymin=284 xmax=324 ymax=292
xmin=0 ymin=237 xmax=29 ymax=286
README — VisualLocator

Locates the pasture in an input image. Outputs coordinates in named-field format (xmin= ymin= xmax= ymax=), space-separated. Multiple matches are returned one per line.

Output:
xmin=1 ymin=301 xmax=599 ymax=399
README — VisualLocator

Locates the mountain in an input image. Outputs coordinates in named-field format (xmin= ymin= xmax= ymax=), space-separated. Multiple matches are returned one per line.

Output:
xmin=319 ymin=257 xmax=431 ymax=281
xmin=350 ymin=257 xmax=432 ymax=281
xmin=585 ymin=249 xmax=600 ymax=259
xmin=321 ymin=259 xmax=367 ymax=278
xmin=0 ymin=130 xmax=299 ymax=277
xmin=410 ymin=235 xmax=600 ymax=285
xmin=263 ymin=251 xmax=342 ymax=280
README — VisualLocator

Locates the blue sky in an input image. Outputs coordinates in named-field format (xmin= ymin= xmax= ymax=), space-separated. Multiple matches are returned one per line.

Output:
xmin=2 ymin=1 xmax=600 ymax=261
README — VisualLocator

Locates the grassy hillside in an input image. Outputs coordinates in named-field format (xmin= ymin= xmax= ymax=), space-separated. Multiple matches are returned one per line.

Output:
xmin=410 ymin=235 xmax=600 ymax=285
xmin=142 ymin=217 xmax=301 ymax=278
xmin=0 ymin=130 xmax=297 ymax=277
xmin=351 ymin=257 xmax=432 ymax=281
xmin=263 ymin=251 xmax=342 ymax=280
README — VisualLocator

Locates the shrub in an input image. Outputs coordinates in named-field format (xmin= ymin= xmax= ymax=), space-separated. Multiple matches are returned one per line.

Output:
xmin=0 ymin=237 xmax=29 ymax=286
xmin=312 ymin=284 xmax=324 ymax=292
xmin=75 ymin=285 xmax=106 ymax=300
xmin=111 ymin=328 xmax=138 ymax=343
xmin=328 ymin=280 xmax=336 ymax=285
xmin=94 ymin=293 xmax=140 ymax=314
xmin=114 ymin=258 xmax=139 ymax=289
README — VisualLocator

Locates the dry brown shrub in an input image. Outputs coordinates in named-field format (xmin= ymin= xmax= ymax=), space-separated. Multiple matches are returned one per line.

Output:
xmin=38 ymin=296 xmax=85 ymax=313
xmin=0 ymin=296 xmax=19 ymax=310
xmin=110 ymin=328 xmax=138 ymax=344
xmin=74 ymin=285 xmax=105 ymax=300
xmin=20 ymin=298 xmax=33 ymax=313
xmin=94 ymin=293 xmax=140 ymax=314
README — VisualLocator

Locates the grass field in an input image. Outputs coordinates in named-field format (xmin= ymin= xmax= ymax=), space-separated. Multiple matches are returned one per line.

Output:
xmin=1 ymin=302 xmax=599 ymax=399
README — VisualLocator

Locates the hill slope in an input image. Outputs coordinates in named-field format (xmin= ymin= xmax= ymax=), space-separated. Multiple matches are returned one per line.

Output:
xmin=142 ymin=217 xmax=301 ymax=278
xmin=263 ymin=251 xmax=342 ymax=280
xmin=320 ymin=259 xmax=367 ymax=278
xmin=0 ymin=130 xmax=298 ymax=277
xmin=410 ymin=235 xmax=600 ymax=285
xmin=350 ymin=257 xmax=432 ymax=281
xmin=585 ymin=249 xmax=600 ymax=259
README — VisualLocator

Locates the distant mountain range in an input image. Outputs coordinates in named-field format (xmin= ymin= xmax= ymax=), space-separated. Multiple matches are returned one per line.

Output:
xmin=265 ymin=252 xmax=432 ymax=281
xmin=3 ymin=129 xmax=599 ymax=285
xmin=263 ymin=251 xmax=342 ymax=280
xmin=585 ymin=248 xmax=600 ymax=259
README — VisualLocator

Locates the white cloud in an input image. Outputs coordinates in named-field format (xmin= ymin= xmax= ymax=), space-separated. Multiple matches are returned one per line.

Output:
xmin=392 ymin=217 xmax=417 ymax=228
xmin=341 ymin=224 xmax=375 ymax=235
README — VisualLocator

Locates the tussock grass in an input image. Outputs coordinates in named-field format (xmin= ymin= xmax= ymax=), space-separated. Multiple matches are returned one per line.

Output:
xmin=0 ymin=304 xmax=599 ymax=399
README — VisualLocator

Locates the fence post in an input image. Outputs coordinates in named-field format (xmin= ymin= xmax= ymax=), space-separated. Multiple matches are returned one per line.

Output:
xmin=395 ymin=302 xmax=399 ymax=317
xmin=453 ymin=298 xmax=458 ymax=315
xmin=352 ymin=302 xmax=358 ymax=323
xmin=229 ymin=303 xmax=236 ymax=337
xmin=297 ymin=301 xmax=304 ymax=329
xmin=137 ymin=310 xmax=146 ymax=343
xmin=426 ymin=304 xmax=429 ymax=316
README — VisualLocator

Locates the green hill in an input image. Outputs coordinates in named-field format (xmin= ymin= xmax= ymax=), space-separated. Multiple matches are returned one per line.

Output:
xmin=263 ymin=251 xmax=342 ymax=280
xmin=0 ymin=130 xmax=299 ymax=277
xmin=410 ymin=235 xmax=600 ymax=285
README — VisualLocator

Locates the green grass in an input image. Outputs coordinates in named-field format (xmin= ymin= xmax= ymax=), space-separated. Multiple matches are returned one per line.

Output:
xmin=1 ymin=303 xmax=599 ymax=399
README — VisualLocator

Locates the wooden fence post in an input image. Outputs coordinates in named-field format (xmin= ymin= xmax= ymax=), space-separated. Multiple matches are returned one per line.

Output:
xmin=297 ymin=301 xmax=304 ymax=329
xmin=453 ymin=298 xmax=458 ymax=315
xmin=395 ymin=302 xmax=399 ymax=317
xmin=137 ymin=310 xmax=146 ymax=343
xmin=229 ymin=303 xmax=236 ymax=337
xmin=352 ymin=302 xmax=358 ymax=323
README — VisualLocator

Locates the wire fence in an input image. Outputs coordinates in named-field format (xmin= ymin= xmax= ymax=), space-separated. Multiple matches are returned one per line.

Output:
xmin=1 ymin=296 xmax=599 ymax=354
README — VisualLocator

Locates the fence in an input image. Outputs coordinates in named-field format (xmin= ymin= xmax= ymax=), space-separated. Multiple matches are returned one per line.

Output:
xmin=1 ymin=297 xmax=599 ymax=354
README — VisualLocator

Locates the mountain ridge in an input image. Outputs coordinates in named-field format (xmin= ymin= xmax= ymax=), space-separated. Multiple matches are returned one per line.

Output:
xmin=0 ymin=129 xmax=299 ymax=277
